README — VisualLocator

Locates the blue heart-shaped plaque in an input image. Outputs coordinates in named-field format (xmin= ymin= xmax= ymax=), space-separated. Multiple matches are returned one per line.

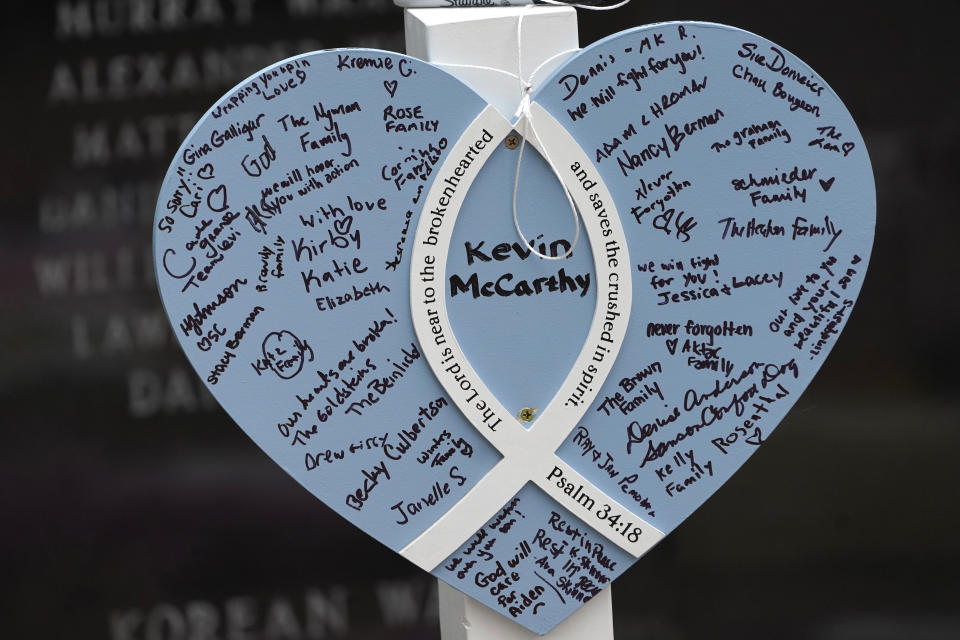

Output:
xmin=154 ymin=22 xmax=874 ymax=634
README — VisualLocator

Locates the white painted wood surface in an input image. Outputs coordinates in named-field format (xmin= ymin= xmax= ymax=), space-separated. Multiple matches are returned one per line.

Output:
xmin=403 ymin=6 xmax=616 ymax=639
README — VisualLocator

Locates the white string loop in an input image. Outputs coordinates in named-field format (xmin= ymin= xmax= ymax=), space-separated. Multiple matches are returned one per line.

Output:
xmin=537 ymin=0 xmax=633 ymax=10
xmin=511 ymin=83 xmax=581 ymax=260
xmin=437 ymin=1 xmax=633 ymax=260
xmin=511 ymin=4 xmax=587 ymax=260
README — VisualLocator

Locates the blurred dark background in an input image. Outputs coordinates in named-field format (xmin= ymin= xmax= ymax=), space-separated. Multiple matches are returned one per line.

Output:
xmin=1 ymin=1 xmax=957 ymax=638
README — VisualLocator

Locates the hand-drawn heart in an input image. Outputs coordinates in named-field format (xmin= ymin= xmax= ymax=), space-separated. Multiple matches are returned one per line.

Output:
xmin=332 ymin=214 xmax=354 ymax=236
xmin=205 ymin=183 xmax=228 ymax=213
xmin=154 ymin=23 xmax=874 ymax=635
xmin=196 ymin=162 xmax=215 ymax=180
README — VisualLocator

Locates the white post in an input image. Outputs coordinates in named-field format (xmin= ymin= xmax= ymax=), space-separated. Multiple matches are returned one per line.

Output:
xmin=404 ymin=6 xmax=578 ymax=120
xmin=438 ymin=580 xmax=614 ymax=640
xmin=402 ymin=6 xmax=616 ymax=639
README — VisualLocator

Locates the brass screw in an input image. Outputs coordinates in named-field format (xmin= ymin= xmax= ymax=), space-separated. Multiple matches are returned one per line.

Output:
xmin=518 ymin=407 xmax=538 ymax=422
xmin=505 ymin=134 xmax=520 ymax=150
